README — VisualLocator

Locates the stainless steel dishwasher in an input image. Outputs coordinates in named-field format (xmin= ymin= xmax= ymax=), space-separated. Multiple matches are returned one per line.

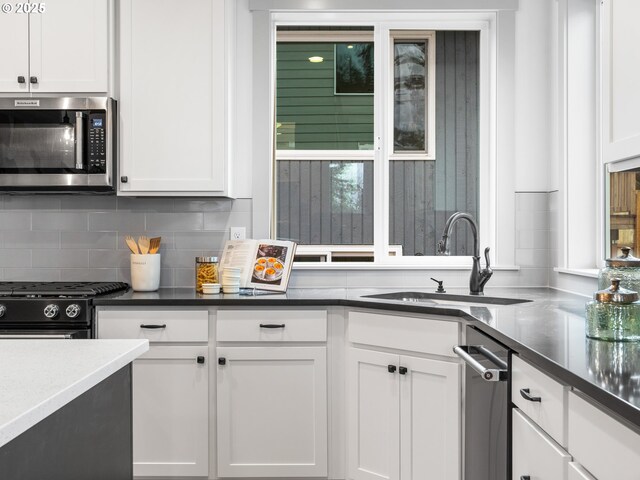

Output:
xmin=454 ymin=325 xmax=510 ymax=480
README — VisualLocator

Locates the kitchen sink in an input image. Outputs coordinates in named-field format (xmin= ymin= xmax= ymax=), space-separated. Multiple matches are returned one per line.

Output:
xmin=363 ymin=291 xmax=531 ymax=306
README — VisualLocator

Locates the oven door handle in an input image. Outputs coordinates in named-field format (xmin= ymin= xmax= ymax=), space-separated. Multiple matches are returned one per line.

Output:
xmin=453 ymin=344 xmax=508 ymax=382
xmin=75 ymin=112 xmax=85 ymax=170
xmin=0 ymin=334 xmax=73 ymax=339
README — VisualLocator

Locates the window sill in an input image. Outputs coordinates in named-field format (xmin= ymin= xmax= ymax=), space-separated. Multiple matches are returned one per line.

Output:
xmin=293 ymin=263 xmax=520 ymax=271
xmin=553 ymin=267 xmax=599 ymax=279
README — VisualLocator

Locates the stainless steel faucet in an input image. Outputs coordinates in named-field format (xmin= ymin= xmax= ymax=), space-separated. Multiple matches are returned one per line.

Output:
xmin=437 ymin=212 xmax=492 ymax=295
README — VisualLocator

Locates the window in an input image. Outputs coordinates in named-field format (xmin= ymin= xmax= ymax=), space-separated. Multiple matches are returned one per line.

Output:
xmin=607 ymin=170 xmax=640 ymax=258
xmin=274 ymin=25 xmax=481 ymax=263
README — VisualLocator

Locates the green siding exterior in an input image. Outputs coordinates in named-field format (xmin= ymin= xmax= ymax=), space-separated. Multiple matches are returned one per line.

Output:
xmin=276 ymin=43 xmax=374 ymax=150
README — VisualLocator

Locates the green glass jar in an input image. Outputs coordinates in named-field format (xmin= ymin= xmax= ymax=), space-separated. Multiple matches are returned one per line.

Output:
xmin=598 ymin=247 xmax=640 ymax=293
xmin=586 ymin=279 xmax=640 ymax=342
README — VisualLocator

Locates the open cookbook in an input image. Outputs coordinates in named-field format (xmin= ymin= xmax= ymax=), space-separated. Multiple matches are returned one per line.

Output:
xmin=219 ymin=239 xmax=297 ymax=292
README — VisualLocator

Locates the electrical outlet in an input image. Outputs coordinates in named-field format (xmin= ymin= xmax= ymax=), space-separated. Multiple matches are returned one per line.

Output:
xmin=230 ymin=227 xmax=246 ymax=240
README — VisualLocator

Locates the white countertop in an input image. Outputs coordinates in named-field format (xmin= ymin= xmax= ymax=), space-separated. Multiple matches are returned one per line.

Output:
xmin=0 ymin=339 xmax=148 ymax=448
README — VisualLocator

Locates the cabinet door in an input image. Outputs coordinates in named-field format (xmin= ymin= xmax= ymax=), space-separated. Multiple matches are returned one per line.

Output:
xmin=29 ymin=0 xmax=108 ymax=93
xmin=399 ymin=355 xmax=461 ymax=480
xmin=132 ymin=345 xmax=208 ymax=477
xmin=0 ymin=12 xmax=29 ymax=92
xmin=217 ymin=346 xmax=327 ymax=477
xmin=348 ymin=348 xmax=400 ymax=480
xmin=512 ymin=408 xmax=570 ymax=480
xmin=601 ymin=0 xmax=640 ymax=167
xmin=119 ymin=0 xmax=227 ymax=195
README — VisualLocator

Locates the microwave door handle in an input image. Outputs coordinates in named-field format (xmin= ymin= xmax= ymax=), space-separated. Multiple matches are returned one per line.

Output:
xmin=75 ymin=112 xmax=85 ymax=170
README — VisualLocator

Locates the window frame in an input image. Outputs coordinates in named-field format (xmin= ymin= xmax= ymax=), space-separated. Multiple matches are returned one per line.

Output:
xmin=261 ymin=11 xmax=500 ymax=269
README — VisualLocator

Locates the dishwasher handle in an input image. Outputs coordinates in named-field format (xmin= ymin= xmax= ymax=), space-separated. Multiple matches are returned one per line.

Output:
xmin=453 ymin=344 xmax=508 ymax=382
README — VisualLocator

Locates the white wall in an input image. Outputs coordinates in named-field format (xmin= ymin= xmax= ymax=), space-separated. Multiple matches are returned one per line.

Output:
xmin=514 ymin=0 xmax=554 ymax=192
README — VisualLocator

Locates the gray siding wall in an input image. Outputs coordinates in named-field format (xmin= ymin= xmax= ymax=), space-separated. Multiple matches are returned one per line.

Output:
xmin=277 ymin=31 xmax=479 ymax=256
xmin=277 ymin=160 xmax=374 ymax=244
xmin=0 ymin=197 xmax=251 ymax=287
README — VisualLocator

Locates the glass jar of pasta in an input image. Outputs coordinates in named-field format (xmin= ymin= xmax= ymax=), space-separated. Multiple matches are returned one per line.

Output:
xmin=195 ymin=256 xmax=219 ymax=293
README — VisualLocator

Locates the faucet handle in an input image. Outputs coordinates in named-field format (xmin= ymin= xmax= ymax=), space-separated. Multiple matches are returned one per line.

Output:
xmin=483 ymin=247 xmax=492 ymax=271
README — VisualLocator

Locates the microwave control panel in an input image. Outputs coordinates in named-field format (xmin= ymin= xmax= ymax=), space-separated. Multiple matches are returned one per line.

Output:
xmin=88 ymin=113 xmax=107 ymax=174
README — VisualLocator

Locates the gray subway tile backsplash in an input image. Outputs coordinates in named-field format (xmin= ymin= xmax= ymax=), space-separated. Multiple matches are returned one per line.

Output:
xmin=0 ymin=193 xmax=552 ymax=288
xmin=145 ymin=212 xmax=204 ymax=231
xmin=88 ymin=212 xmax=147 ymax=232
xmin=0 ymin=212 xmax=32 ymax=231
xmin=0 ymin=196 xmax=251 ymax=287
xmin=4 ymin=231 xmax=60 ymax=249
xmin=32 ymin=212 xmax=88 ymax=232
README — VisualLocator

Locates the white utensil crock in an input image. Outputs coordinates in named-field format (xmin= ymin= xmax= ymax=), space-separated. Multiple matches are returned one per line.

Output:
xmin=130 ymin=254 xmax=161 ymax=291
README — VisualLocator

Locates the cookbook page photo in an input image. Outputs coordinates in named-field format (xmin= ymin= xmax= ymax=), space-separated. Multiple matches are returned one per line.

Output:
xmin=249 ymin=240 xmax=296 ymax=291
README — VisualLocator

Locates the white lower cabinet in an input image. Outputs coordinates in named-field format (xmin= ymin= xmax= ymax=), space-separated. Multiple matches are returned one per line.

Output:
xmin=97 ymin=309 xmax=210 ymax=478
xmin=216 ymin=346 xmax=328 ymax=478
xmin=512 ymin=408 xmax=570 ymax=480
xmin=347 ymin=347 xmax=461 ymax=480
xmin=132 ymin=346 xmax=209 ymax=477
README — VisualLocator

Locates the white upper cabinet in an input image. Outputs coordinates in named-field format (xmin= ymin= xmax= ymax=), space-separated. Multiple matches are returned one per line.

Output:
xmin=0 ymin=13 xmax=29 ymax=92
xmin=30 ymin=0 xmax=108 ymax=93
xmin=0 ymin=0 xmax=108 ymax=93
xmin=118 ymin=0 xmax=229 ymax=196
xmin=601 ymin=0 xmax=640 ymax=169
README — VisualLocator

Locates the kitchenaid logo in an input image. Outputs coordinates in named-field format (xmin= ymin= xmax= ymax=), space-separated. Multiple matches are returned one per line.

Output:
xmin=131 ymin=261 xmax=149 ymax=265
xmin=14 ymin=99 xmax=39 ymax=107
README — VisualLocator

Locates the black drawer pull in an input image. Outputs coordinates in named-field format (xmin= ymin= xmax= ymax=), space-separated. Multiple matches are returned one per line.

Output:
xmin=520 ymin=388 xmax=541 ymax=402
xmin=388 ymin=365 xmax=397 ymax=373
xmin=259 ymin=323 xmax=285 ymax=329
xmin=218 ymin=357 xmax=226 ymax=365
xmin=140 ymin=324 xmax=167 ymax=329
xmin=399 ymin=366 xmax=408 ymax=375
xmin=17 ymin=76 xmax=25 ymax=84
xmin=196 ymin=356 xmax=205 ymax=364
xmin=521 ymin=476 xmax=531 ymax=480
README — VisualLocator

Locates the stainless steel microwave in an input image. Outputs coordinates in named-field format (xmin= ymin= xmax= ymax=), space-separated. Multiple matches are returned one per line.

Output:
xmin=0 ymin=97 xmax=116 ymax=192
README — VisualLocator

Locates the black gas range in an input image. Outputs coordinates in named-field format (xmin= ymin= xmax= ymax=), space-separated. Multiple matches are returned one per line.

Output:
xmin=0 ymin=282 xmax=129 ymax=339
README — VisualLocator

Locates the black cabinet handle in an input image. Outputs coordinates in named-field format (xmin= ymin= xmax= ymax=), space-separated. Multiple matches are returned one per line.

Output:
xmin=520 ymin=476 xmax=531 ymax=480
xmin=259 ymin=323 xmax=285 ymax=329
xmin=196 ymin=356 xmax=205 ymax=364
xmin=121 ymin=176 xmax=128 ymax=183
xmin=140 ymin=324 xmax=166 ymax=329
xmin=399 ymin=366 xmax=408 ymax=375
xmin=218 ymin=357 xmax=226 ymax=365
xmin=17 ymin=76 xmax=25 ymax=84
xmin=388 ymin=365 xmax=397 ymax=373
xmin=520 ymin=388 xmax=541 ymax=402
xmin=30 ymin=76 xmax=38 ymax=84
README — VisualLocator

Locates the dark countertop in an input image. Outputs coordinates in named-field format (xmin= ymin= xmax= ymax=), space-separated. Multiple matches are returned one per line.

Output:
xmin=94 ymin=286 xmax=640 ymax=430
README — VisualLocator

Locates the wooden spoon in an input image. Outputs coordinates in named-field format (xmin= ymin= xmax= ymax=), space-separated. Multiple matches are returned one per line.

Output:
xmin=138 ymin=236 xmax=150 ymax=254
xmin=149 ymin=237 xmax=162 ymax=254
xmin=125 ymin=235 xmax=139 ymax=254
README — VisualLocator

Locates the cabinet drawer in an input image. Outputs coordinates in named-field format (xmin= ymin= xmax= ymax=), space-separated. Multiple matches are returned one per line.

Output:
xmin=348 ymin=311 xmax=459 ymax=357
xmin=217 ymin=310 xmax=327 ymax=342
xmin=512 ymin=408 xmax=571 ymax=480
xmin=568 ymin=391 xmax=640 ymax=480
xmin=512 ymin=355 xmax=567 ymax=445
xmin=97 ymin=310 xmax=208 ymax=343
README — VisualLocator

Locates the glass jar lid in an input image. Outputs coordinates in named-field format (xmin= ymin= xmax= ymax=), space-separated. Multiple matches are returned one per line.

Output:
xmin=605 ymin=247 xmax=640 ymax=267
xmin=196 ymin=256 xmax=218 ymax=263
xmin=594 ymin=279 xmax=640 ymax=303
